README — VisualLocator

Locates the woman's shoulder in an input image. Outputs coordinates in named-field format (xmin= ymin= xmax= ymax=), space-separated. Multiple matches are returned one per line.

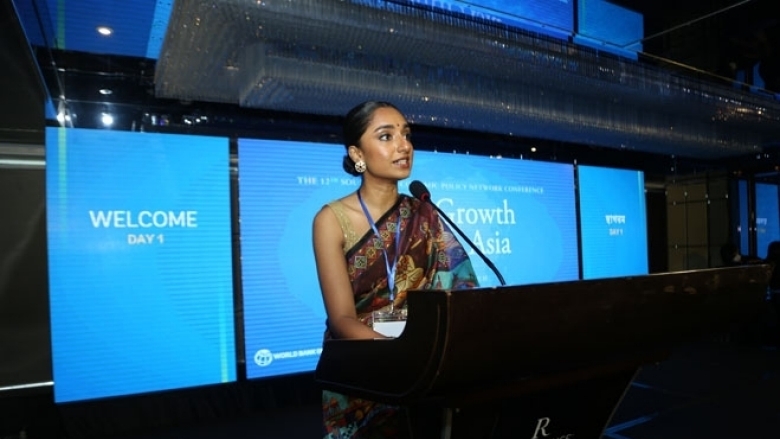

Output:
xmin=315 ymin=195 xmax=352 ymax=227
xmin=320 ymin=193 xmax=356 ymax=213
xmin=315 ymin=194 xmax=360 ymax=252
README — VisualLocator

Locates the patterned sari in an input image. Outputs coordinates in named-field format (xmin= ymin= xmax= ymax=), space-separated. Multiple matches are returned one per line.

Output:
xmin=321 ymin=194 xmax=478 ymax=438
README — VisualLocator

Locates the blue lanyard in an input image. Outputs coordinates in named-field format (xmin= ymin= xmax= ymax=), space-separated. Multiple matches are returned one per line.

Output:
xmin=356 ymin=190 xmax=402 ymax=302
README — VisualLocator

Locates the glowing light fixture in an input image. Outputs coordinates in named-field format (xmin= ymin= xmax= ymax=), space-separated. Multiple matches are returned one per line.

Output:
xmin=101 ymin=112 xmax=114 ymax=127
xmin=56 ymin=111 xmax=72 ymax=124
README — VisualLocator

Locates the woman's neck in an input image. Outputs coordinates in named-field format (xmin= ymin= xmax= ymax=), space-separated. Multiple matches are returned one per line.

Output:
xmin=357 ymin=180 xmax=399 ymax=212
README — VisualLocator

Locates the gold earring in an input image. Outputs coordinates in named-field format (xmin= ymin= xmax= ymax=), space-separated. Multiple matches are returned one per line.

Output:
xmin=355 ymin=160 xmax=366 ymax=173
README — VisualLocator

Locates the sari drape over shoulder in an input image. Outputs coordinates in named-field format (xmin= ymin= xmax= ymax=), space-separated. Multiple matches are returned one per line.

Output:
xmin=321 ymin=194 xmax=478 ymax=438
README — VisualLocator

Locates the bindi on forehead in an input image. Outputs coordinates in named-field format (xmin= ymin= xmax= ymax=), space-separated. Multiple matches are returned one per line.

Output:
xmin=372 ymin=122 xmax=408 ymax=132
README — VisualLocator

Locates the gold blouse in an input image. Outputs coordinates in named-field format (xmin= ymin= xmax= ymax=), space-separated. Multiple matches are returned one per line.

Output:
xmin=327 ymin=200 xmax=359 ymax=254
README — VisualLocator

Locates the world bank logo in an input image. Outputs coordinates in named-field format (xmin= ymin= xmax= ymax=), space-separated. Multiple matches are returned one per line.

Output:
xmin=254 ymin=349 xmax=273 ymax=367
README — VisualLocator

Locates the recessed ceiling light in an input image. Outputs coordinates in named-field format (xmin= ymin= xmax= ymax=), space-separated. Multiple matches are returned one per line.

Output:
xmin=97 ymin=26 xmax=113 ymax=36
xmin=101 ymin=112 xmax=114 ymax=127
xmin=99 ymin=88 xmax=113 ymax=95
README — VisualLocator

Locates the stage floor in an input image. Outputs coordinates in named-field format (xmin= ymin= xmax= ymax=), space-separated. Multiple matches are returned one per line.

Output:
xmin=4 ymin=328 xmax=779 ymax=439
xmin=127 ymin=334 xmax=780 ymax=439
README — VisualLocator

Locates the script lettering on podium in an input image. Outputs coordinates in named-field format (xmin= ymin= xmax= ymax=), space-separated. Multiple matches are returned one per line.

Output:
xmin=530 ymin=416 xmax=574 ymax=439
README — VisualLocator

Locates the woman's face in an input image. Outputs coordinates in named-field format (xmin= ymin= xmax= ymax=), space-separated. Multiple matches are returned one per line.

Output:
xmin=350 ymin=106 xmax=413 ymax=180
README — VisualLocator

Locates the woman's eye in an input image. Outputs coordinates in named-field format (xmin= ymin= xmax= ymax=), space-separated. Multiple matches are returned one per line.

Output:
xmin=379 ymin=133 xmax=391 ymax=141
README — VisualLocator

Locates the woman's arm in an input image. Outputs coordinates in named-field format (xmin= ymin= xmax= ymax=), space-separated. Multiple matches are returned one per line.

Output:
xmin=313 ymin=206 xmax=386 ymax=339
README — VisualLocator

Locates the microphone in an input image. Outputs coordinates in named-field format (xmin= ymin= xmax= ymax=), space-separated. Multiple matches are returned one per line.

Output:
xmin=409 ymin=180 xmax=506 ymax=286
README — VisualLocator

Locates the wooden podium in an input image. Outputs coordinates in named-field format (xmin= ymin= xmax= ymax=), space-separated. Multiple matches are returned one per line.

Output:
xmin=315 ymin=265 xmax=772 ymax=438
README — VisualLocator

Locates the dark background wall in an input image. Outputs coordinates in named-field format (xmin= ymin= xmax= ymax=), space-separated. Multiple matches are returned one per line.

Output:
xmin=0 ymin=0 xmax=45 ymax=145
xmin=0 ymin=2 xmax=51 ymax=433
xmin=0 ymin=0 xmax=50 ymax=392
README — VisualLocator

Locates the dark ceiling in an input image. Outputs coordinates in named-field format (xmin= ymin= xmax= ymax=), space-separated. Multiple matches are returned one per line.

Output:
xmin=4 ymin=0 xmax=780 ymax=176
xmin=616 ymin=0 xmax=780 ymax=88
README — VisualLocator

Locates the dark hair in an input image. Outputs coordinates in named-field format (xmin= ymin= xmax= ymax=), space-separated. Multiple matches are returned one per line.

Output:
xmin=341 ymin=101 xmax=402 ymax=176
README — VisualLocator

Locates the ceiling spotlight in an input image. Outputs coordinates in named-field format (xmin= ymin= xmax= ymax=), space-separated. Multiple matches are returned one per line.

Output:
xmin=99 ymin=88 xmax=113 ymax=95
xmin=97 ymin=26 xmax=113 ymax=36
xmin=56 ymin=100 xmax=72 ymax=126
xmin=101 ymin=112 xmax=114 ymax=127
xmin=56 ymin=112 xmax=72 ymax=124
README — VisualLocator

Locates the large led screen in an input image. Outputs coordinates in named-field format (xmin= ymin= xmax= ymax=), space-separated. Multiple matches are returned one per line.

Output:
xmin=755 ymin=182 xmax=780 ymax=259
xmin=577 ymin=165 xmax=648 ymax=279
xmin=575 ymin=0 xmax=643 ymax=58
xmin=357 ymin=0 xmax=574 ymax=38
xmin=238 ymin=139 xmax=579 ymax=379
xmin=46 ymin=128 xmax=236 ymax=403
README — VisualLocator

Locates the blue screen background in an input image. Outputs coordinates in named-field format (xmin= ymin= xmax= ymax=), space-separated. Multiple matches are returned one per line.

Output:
xmin=46 ymin=128 xmax=236 ymax=403
xmin=363 ymin=1 xmax=643 ymax=55
xmin=755 ymin=183 xmax=780 ymax=259
xmin=238 ymin=140 xmax=341 ymax=379
xmin=575 ymin=0 xmax=643 ymax=57
xmin=419 ymin=0 xmax=574 ymax=37
xmin=578 ymin=165 xmax=648 ymax=279
xmin=357 ymin=0 xmax=574 ymax=38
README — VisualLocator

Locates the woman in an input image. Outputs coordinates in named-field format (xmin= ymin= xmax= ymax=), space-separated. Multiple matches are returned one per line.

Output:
xmin=312 ymin=101 xmax=478 ymax=438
